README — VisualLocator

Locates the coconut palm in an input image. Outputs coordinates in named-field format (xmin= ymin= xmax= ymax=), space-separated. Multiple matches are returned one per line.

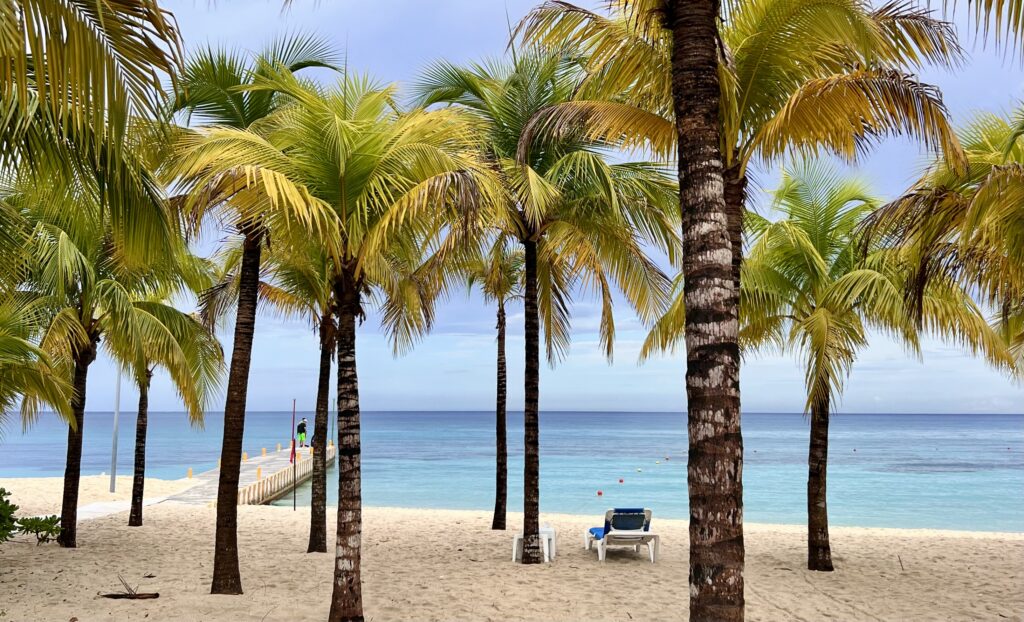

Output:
xmin=263 ymin=245 xmax=336 ymax=554
xmin=413 ymin=50 xmax=679 ymax=564
xmin=3 ymin=166 xmax=202 ymax=548
xmin=125 ymin=282 xmax=223 ymax=527
xmin=519 ymin=0 xmax=964 ymax=609
xmin=737 ymin=162 xmax=1010 ymax=570
xmin=202 ymin=237 xmax=337 ymax=553
xmin=465 ymin=235 xmax=523 ymax=531
xmin=174 ymin=67 xmax=496 ymax=619
xmin=168 ymin=34 xmax=339 ymax=594
xmin=865 ymin=107 xmax=1024 ymax=370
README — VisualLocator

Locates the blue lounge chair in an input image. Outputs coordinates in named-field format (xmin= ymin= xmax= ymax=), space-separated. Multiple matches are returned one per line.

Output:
xmin=585 ymin=508 xmax=659 ymax=562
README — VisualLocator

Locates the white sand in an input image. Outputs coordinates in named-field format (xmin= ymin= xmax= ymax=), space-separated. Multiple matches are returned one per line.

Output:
xmin=0 ymin=500 xmax=1021 ymax=621
xmin=0 ymin=475 xmax=196 ymax=517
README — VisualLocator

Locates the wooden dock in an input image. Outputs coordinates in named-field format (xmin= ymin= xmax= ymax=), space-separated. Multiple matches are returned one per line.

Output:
xmin=166 ymin=443 xmax=336 ymax=506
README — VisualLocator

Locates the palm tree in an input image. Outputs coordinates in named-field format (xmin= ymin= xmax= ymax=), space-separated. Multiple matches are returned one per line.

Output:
xmin=738 ymin=162 xmax=1010 ymax=570
xmin=174 ymin=67 xmax=496 ymax=620
xmin=519 ymin=1 xmax=964 ymax=610
xmin=413 ymin=50 xmax=679 ymax=564
xmin=125 ymin=282 xmax=223 ymax=527
xmin=204 ymin=238 xmax=337 ymax=552
xmin=3 ymin=168 xmax=193 ymax=548
xmin=168 ymin=34 xmax=338 ymax=594
xmin=465 ymin=236 xmax=523 ymax=531
xmin=865 ymin=107 xmax=1024 ymax=369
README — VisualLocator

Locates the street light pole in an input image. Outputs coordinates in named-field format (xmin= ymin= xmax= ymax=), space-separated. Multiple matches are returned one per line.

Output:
xmin=109 ymin=372 xmax=121 ymax=493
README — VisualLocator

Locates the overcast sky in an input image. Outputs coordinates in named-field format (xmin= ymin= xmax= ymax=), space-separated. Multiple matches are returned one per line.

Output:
xmin=80 ymin=0 xmax=1024 ymax=414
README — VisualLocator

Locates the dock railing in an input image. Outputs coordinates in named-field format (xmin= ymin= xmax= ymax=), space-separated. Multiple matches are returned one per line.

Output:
xmin=236 ymin=444 xmax=336 ymax=505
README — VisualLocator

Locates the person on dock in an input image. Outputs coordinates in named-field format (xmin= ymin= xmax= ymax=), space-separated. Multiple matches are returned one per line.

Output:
xmin=297 ymin=418 xmax=308 ymax=448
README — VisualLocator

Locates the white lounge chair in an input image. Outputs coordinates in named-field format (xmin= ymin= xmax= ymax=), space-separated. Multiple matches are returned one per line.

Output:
xmin=585 ymin=508 xmax=659 ymax=563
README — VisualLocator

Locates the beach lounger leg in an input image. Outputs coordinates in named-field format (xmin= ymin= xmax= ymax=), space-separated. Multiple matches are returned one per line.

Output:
xmin=648 ymin=536 xmax=659 ymax=563
xmin=512 ymin=535 xmax=521 ymax=562
xmin=542 ymin=537 xmax=550 ymax=563
xmin=634 ymin=544 xmax=641 ymax=553
xmin=597 ymin=540 xmax=606 ymax=562
xmin=585 ymin=533 xmax=592 ymax=550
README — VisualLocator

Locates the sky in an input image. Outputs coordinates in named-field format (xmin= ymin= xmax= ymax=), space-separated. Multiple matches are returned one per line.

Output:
xmin=79 ymin=0 xmax=1024 ymax=415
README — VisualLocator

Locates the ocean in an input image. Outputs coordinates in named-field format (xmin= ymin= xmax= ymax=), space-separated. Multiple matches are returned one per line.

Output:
xmin=1 ymin=411 xmax=1021 ymax=532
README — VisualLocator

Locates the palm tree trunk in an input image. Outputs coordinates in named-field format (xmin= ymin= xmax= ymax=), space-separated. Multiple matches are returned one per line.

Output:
xmin=492 ymin=302 xmax=508 ymax=531
xmin=668 ymin=1 xmax=745 ymax=619
xmin=724 ymin=163 xmax=747 ymax=292
xmin=308 ymin=313 xmax=334 ymax=553
xmin=128 ymin=369 xmax=153 ymax=527
xmin=211 ymin=227 xmax=262 ymax=595
xmin=58 ymin=337 xmax=98 ymax=548
xmin=521 ymin=239 xmax=541 ymax=564
xmin=807 ymin=399 xmax=834 ymax=571
xmin=329 ymin=269 xmax=364 ymax=622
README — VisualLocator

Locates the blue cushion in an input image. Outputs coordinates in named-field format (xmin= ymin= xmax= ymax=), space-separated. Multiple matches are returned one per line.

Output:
xmin=611 ymin=513 xmax=647 ymax=531
xmin=589 ymin=527 xmax=605 ymax=540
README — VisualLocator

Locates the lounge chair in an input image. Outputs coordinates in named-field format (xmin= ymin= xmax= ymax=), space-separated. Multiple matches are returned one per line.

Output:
xmin=585 ymin=508 xmax=660 ymax=563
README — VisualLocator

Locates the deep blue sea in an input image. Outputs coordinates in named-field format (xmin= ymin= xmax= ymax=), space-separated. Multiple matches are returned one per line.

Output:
xmin=1 ymin=411 xmax=1021 ymax=531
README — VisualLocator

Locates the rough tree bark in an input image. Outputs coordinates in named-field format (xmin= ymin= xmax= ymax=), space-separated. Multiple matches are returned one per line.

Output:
xmin=329 ymin=268 xmax=364 ymax=622
xmin=807 ymin=398 xmax=834 ymax=571
xmin=668 ymin=0 xmax=746 ymax=619
xmin=724 ymin=163 xmax=747 ymax=292
xmin=309 ymin=313 xmax=335 ymax=553
xmin=210 ymin=227 xmax=262 ymax=595
xmin=58 ymin=335 xmax=98 ymax=548
xmin=491 ymin=301 xmax=508 ymax=531
xmin=520 ymin=238 xmax=542 ymax=564
xmin=128 ymin=369 xmax=153 ymax=527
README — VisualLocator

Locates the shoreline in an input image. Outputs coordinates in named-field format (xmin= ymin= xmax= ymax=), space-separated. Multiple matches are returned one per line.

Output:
xmin=1 ymin=475 xmax=1021 ymax=536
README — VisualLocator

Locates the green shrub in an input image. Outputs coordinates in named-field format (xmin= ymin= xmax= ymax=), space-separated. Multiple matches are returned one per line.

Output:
xmin=16 ymin=515 xmax=61 ymax=545
xmin=0 ymin=488 xmax=18 ymax=544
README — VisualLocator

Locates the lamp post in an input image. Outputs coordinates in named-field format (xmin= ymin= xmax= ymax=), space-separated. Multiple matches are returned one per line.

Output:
xmin=109 ymin=372 xmax=121 ymax=493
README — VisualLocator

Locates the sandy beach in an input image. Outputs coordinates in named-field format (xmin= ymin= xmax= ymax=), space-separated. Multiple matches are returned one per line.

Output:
xmin=0 ymin=483 xmax=1021 ymax=622
xmin=0 ymin=475 xmax=197 ymax=518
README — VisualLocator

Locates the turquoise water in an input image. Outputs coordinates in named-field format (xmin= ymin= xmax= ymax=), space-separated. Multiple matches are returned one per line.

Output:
xmin=1 ymin=411 xmax=1021 ymax=531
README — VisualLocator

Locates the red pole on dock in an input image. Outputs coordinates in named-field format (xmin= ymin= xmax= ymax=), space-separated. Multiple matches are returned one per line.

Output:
xmin=291 ymin=399 xmax=297 ymax=511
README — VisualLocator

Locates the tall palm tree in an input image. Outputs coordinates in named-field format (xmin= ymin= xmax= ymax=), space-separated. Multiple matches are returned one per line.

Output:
xmin=732 ymin=162 xmax=1009 ymax=571
xmin=3 ymin=168 xmax=192 ymax=548
xmin=665 ymin=2 xmax=743 ymax=613
xmin=263 ymin=244 xmax=336 ymax=554
xmin=865 ymin=107 xmax=1024 ymax=370
xmin=125 ymin=283 xmax=223 ymax=527
xmin=203 ymin=238 xmax=337 ymax=552
xmin=174 ymin=68 xmax=496 ymax=620
xmin=520 ymin=1 xmax=963 ymax=611
xmin=168 ymin=34 xmax=338 ymax=594
xmin=465 ymin=236 xmax=523 ymax=531
xmin=413 ymin=50 xmax=679 ymax=564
